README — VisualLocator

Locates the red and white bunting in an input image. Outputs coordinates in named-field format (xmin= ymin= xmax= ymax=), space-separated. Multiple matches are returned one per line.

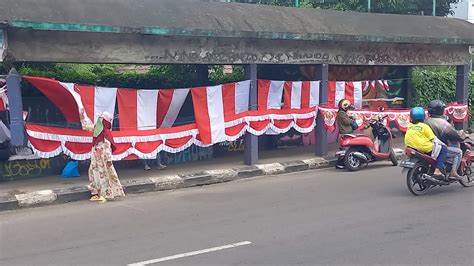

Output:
xmin=318 ymin=103 xmax=469 ymax=132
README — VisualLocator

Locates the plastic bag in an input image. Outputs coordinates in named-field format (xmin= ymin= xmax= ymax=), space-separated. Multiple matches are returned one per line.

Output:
xmin=61 ymin=160 xmax=80 ymax=178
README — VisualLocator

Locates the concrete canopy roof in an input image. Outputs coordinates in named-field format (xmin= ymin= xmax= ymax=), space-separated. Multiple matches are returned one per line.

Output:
xmin=1 ymin=0 xmax=473 ymax=45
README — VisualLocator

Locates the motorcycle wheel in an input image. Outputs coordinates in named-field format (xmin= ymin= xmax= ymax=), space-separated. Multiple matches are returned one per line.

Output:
xmin=390 ymin=150 xmax=398 ymax=166
xmin=459 ymin=165 xmax=474 ymax=187
xmin=344 ymin=148 xmax=363 ymax=172
xmin=406 ymin=163 xmax=432 ymax=196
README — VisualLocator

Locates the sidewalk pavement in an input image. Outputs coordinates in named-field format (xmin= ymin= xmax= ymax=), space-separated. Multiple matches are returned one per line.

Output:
xmin=0 ymin=138 xmax=406 ymax=212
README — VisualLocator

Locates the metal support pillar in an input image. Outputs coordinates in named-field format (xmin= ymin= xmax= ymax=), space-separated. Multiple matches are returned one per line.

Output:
xmin=315 ymin=64 xmax=329 ymax=156
xmin=402 ymin=66 xmax=413 ymax=107
xmin=455 ymin=64 xmax=469 ymax=130
xmin=244 ymin=64 xmax=258 ymax=165
xmin=6 ymin=68 xmax=26 ymax=147
xmin=196 ymin=64 xmax=209 ymax=86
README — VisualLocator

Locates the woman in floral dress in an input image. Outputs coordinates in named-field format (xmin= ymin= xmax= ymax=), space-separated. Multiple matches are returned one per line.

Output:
xmin=87 ymin=112 xmax=125 ymax=203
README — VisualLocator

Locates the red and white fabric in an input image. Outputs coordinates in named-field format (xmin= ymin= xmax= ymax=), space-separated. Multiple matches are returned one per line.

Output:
xmin=118 ymin=88 xmax=189 ymax=131
xmin=23 ymin=76 xmax=88 ymax=125
xmin=328 ymin=81 xmax=364 ymax=108
xmin=0 ymin=78 xmax=7 ymax=111
xmin=75 ymin=85 xmax=117 ymax=125
xmin=258 ymin=80 xmax=284 ymax=110
xmin=222 ymin=81 xmax=251 ymax=120
xmin=191 ymin=85 xmax=228 ymax=145
xmin=117 ymin=89 xmax=159 ymax=130
xmin=157 ymin=89 xmax=190 ymax=128
xmin=318 ymin=103 xmax=469 ymax=133
xmin=26 ymin=123 xmax=200 ymax=160
xmin=283 ymin=81 xmax=320 ymax=109
xmin=445 ymin=103 xmax=470 ymax=122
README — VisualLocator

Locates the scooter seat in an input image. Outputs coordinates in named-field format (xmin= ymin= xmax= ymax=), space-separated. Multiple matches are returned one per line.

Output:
xmin=405 ymin=147 xmax=436 ymax=165
xmin=341 ymin=134 xmax=368 ymax=138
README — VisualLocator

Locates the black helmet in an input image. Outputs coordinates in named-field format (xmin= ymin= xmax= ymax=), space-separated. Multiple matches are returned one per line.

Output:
xmin=427 ymin=100 xmax=445 ymax=116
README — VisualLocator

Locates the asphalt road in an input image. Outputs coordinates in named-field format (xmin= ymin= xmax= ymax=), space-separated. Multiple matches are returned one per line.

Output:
xmin=1 ymin=163 xmax=473 ymax=266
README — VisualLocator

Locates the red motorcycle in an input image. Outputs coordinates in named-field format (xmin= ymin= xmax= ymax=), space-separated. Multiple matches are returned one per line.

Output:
xmin=336 ymin=112 xmax=398 ymax=171
xmin=400 ymin=135 xmax=473 ymax=195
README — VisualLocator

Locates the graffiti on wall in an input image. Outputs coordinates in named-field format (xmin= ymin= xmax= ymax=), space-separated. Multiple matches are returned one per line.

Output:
xmin=163 ymin=145 xmax=213 ymax=165
xmin=1 ymin=158 xmax=51 ymax=178
xmin=214 ymin=137 xmax=244 ymax=155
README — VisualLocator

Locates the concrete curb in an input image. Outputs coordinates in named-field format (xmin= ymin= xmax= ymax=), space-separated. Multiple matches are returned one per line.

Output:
xmin=0 ymin=156 xmax=339 ymax=212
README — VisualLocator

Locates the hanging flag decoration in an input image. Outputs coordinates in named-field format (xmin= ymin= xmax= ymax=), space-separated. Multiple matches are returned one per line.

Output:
xmin=22 ymin=76 xmax=469 ymax=160
xmin=318 ymin=103 xmax=469 ymax=132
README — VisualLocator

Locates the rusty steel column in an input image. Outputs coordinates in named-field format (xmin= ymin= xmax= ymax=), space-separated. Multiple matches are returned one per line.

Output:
xmin=244 ymin=64 xmax=258 ymax=165
xmin=315 ymin=64 xmax=329 ymax=156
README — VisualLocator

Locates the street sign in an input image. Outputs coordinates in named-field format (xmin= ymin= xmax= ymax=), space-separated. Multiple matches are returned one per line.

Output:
xmin=0 ymin=30 xmax=6 ymax=62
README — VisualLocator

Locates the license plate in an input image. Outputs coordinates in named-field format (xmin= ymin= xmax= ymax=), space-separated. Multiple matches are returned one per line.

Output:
xmin=335 ymin=150 xmax=346 ymax=157
xmin=399 ymin=160 xmax=416 ymax=168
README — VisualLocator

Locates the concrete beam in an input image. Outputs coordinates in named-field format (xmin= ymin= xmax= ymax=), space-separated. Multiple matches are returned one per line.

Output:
xmin=5 ymin=29 xmax=472 ymax=65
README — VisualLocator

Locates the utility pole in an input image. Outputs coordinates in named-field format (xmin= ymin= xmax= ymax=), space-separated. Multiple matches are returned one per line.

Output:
xmin=432 ymin=0 xmax=436 ymax=16
xmin=368 ymin=0 xmax=371 ymax=13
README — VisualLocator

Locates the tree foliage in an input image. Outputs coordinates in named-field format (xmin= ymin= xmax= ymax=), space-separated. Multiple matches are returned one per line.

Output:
xmin=16 ymin=63 xmax=244 ymax=95
xmin=233 ymin=0 xmax=460 ymax=16
xmin=412 ymin=67 xmax=473 ymax=124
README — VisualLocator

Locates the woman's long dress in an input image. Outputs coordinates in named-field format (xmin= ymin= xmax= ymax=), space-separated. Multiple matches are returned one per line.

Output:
xmin=88 ymin=140 xmax=125 ymax=199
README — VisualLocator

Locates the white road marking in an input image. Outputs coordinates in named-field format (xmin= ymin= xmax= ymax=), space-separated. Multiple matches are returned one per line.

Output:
xmin=127 ymin=241 xmax=252 ymax=266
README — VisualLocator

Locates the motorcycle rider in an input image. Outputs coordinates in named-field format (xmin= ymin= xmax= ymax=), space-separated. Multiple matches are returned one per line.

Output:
xmin=405 ymin=107 xmax=447 ymax=178
xmin=335 ymin=99 xmax=354 ymax=169
xmin=336 ymin=99 xmax=356 ymax=135
xmin=424 ymin=100 xmax=463 ymax=179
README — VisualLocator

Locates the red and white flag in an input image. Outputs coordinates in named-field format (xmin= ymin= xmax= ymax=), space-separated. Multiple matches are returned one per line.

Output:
xmin=328 ymin=81 xmax=363 ymax=108
xmin=156 ymin=89 xmax=190 ymax=128
xmin=222 ymin=80 xmax=250 ymax=120
xmin=118 ymin=88 xmax=189 ymax=131
xmin=117 ymin=89 xmax=158 ymax=130
xmin=24 ymin=77 xmax=91 ymax=127
xmin=258 ymin=80 xmax=284 ymax=110
xmin=75 ymin=85 xmax=117 ymax=125
xmin=192 ymin=81 xmax=250 ymax=145
xmin=283 ymin=81 xmax=320 ymax=109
